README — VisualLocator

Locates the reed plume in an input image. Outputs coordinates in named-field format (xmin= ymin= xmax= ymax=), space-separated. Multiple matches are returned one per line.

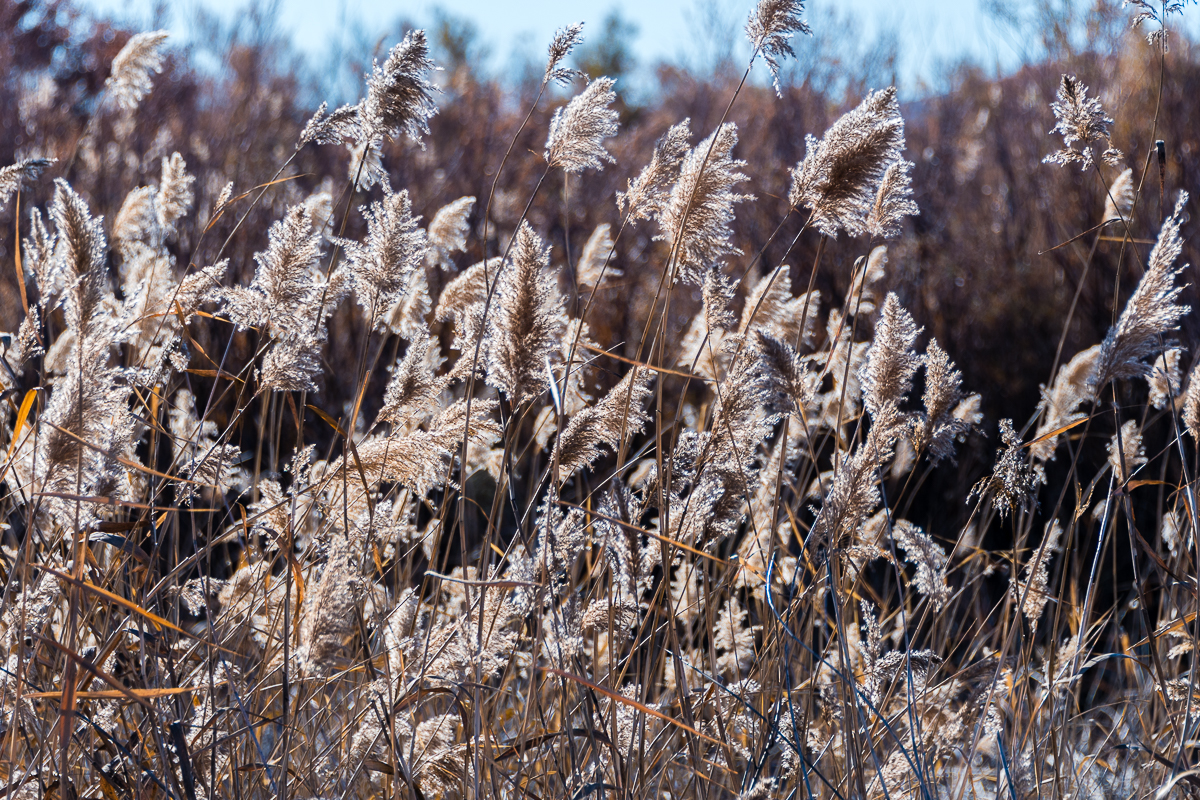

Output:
xmin=155 ymin=152 xmax=194 ymax=237
xmin=544 ymin=23 xmax=586 ymax=86
xmin=1147 ymin=348 xmax=1182 ymax=409
xmin=1031 ymin=344 xmax=1100 ymax=462
xmin=1014 ymin=520 xmax=1062 ymax=633
xmin=552 ymin=366 xmax=654 ymax=479
xmin=546 ymin=77 xmax=619 ymax=173
xmin=106 ymin=30 xmax=169 ymax=110
xmin=659 ymin=123 xmax=751 ymax=283
xmin=359 ymin=30 xmax=438 ymax=146
xmin=0 ymin=157 xmax=53 ymax=211
xmin=1043 ymin=74 xmax=1122 ymax=170
xmin=340 ymin=189 xmax=426 ymax=330
xmin=970 ymin=419 xmax=1037 ymax=517
xmin=1109 ymin=419 xmax=1146 ymax=483
xmin=425 ymin=195 xmax=475 ymax=270
xmin=861 ymin=292 xmax=922 ymax=419
xmin=50 ymin=179 xmax=110 ymax=339
xmin=575 ymin=223 xmax=619 ymax=288
xmin=223 ymin=204 xmax=325 ymax=335
xmin=866 ymin=158 xmax=918 ymax=239
xmin=486 ymin=222 xmax=561 ymax=405
xmin=739 ymin=267 xmax=819 ymax=346
xmin=1103 ymin=166 xmax=1135 ymax=225
xmin=745 ymin=0 xmax=811 ymax=96
xmin=912 ymin=338 xmax=979 ymax=464
xmin=891 ymin=519 xmax=950 ymax=610
xmin=376 ymin=329 xmax=446 ymax=426
xmin=789 ymin=87 xmax=908 ymax=237
xmin=1093 ymin=192 xmax=1191 ymax=388
xmin=757 ymin=330 xmax=814 ymax=417
xmin=1186 ymin=361 xmax=1200 ymax=441
xmin=618 ymin=118 xmax=692 ymax=223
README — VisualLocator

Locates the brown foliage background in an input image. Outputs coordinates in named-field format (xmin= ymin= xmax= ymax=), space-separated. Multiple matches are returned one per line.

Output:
xmin=4 ymin=1 xmax=1197 ymax=472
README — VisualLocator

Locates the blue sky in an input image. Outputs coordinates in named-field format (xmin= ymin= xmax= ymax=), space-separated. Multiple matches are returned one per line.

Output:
xmin=80 ymin=0 xmax=1195 ymax=96
xmin=79 ymin=0 xmax=1024 ymax=89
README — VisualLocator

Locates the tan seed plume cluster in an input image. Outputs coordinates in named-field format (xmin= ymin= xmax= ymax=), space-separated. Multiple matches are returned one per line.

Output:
xmin=789 ymin=87 xmax=917 ymax=238
xmin=2 ymin=14 xmax=1197 ymax=800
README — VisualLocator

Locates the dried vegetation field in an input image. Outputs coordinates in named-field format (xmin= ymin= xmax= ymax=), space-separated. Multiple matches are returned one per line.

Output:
xmin=3 ymin=1 xmax=1200 ymax=798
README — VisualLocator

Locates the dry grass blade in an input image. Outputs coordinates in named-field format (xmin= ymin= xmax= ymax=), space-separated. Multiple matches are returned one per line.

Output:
xmin=541 ymin=667 xmax=723 ymax=746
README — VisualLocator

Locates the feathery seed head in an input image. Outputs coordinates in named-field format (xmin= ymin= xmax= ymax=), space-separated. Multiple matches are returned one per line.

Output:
xmin=341 ymin=189 xmax=426 ymax=330
xmin=659 ymin=123 xmax=751 ymax=283
xmin=866 ymin=159 xmax=918 ymax=238
xmin=576 ymin=223 xmax=619 ymax=288
xmin=1032 ymin=344 xmax=1100 ymax=462
xmin=335 ymin=400 xmax=499 ymax=499
xmin=50 ymin=179 xmax=109 ymax=338
xmin=1093 ymin=191 xmax=1191 ymax=388
xmin=1162 ymin=507 xmax=1190 ymax=557
xmin=921 ymin=339 xmax=959 ymax=422
xmin=169 ymin=389 xmax=241 ymax=504
xmin=1014 ymin=519 xmax=1063 ymax=633
xmin=298 ymin=101 xmax=361 ymax=146
xmin=892 ymin=520 xmax=950 ymax=610
xmin=1044 ymin=75 xmax=1122 ymax=170
xmin=618 ymin=118 xmax=692 ymax=223
xmin=156 ymin=152 xmax=195 ymax=236
xmin=970 ymin=419 xmax=1037 ymax=518
xmin=1109 ymin=419 xmax=1147 ymax=483
xmin=913 ymin=338 xmax=977 ymax=464
xmin=347 ymin=140 xmax=388 ymax=190
xmin=757 ymin=330 xmax=814 ymax=417
xmin=546 ymin=77 xmax=620 ymax=173
xmin=1185 ymin=361 xmax=1200 ymax=442
xmin=487 ymin=223 xmax=561 ymax=405
xmin=745 ymin=0 xmax=811 ymax=96
xmin=22 ymin=206 xmax=58 ymax=299
xmin=1103 ymin=167 xmax=1135 ymax=226
xmin=176 ymin=260 xmax=227 ymax=323
xmin=553 ymin=366 xmax=654 ymax=479
xmin=382 ymin=264 xmax=434 ymax=341
xmin=436 ymin=258 xmax=495 ymax=322
xmin=4 ymin=304 xmax=44 ymax=369
xmin=810 ymin=434 xmax=889 ymax=550
xmin=679 ymin=292 xmax=730 ymax=380
xmin=713 ymin=595 xmax=759 ymax=677
xmin=259 ymin=333 xmax=323 ymax=392
xmin=1147 ymin=348 xmax=1183 ymax=410
xmin=0 ymin=158 xmax=54 ymax=211
xmin=545 ymin=23 xmax=586 ymax=86
xmin=789 ymin=87 xmax=908 ymax=238
xmin=361 ymin=30 xmax=438 ymax=146
xmin=106 ymin=30 xmax=169 ymax=111
xmin=226 ymin=204 xmax=324 ymax=334
xmin=701 ymin=264 xmax=737 ymax=332
xmin=739 ymin=267 xmax=819 ymax=346
xmin=214 ymin=181 xmax=234 ymax=212
xmin=112 ymin=186 xmax=156 ymax=255
xmin=861 ymin=293 xmax=922 ymax=419
xmin=684 ymin=343 xmax=782 ymax=544
xmin=378 ymin=329 xmax=445 ymax=426
xmin=37 ymin=345 xmax=135 ymax=528
xmin=297 ymin=539 xmax=364 ymax=676
xmin=426 ymin=196 xmax=475 ymax=270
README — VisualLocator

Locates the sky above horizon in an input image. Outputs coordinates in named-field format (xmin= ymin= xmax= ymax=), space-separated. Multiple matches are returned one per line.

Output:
xmin=79 ymin=0 xmax=1029 ymax=92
